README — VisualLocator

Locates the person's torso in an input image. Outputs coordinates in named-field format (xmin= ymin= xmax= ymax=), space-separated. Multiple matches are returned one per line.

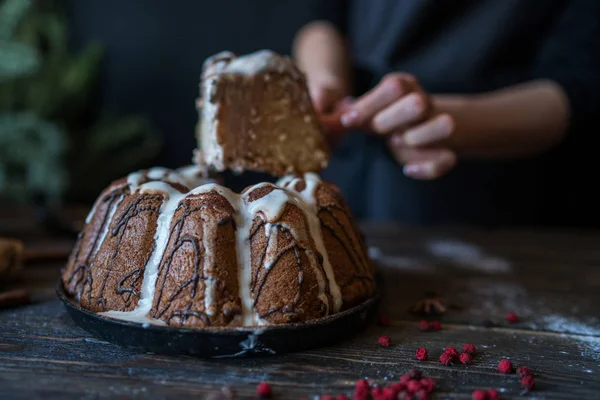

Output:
xmin=347 ymin=0 xmax=567 ymax=93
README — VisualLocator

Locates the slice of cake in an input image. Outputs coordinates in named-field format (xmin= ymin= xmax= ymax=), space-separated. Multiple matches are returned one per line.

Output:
xmin=194 ymin=49 xmax=330 ymax=176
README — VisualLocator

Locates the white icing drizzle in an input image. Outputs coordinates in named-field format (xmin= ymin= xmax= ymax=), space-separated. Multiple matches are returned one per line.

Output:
xmin=101 ymin=181 xmax=184 ymax=326
xmin=90 ymin=194 xmax=125 ymax=261
xmin=277 ymin=173 xmax=342 ymax=313
xmin=93 ymin=168 xmax=340 ymax=326
xmin=203 ymin=49 xmax=298 ymax=78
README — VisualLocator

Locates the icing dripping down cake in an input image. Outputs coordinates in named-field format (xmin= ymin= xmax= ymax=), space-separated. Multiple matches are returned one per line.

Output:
xmin=62 ymin=167 xmax=375 ymax=328
xmin=194 ymin=49 xmax=330 ymax=176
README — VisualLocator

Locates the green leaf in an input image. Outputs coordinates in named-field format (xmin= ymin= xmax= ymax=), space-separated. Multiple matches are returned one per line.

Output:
xmin=0 ymin=41 xmax=40 ymax=81
xmin=0 ymin=0 xmax=32 ymax=40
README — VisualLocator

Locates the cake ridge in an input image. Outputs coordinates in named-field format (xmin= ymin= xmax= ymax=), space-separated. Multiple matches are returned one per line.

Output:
xmin=95 ymin=168 xmax=340 ymax=326
xmin=64 ymin=166 xmax=374 ymax=328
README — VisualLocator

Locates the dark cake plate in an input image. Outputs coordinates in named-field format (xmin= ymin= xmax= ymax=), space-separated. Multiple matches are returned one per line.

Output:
xmin=57 ymin=281 xmax=379 ymax=358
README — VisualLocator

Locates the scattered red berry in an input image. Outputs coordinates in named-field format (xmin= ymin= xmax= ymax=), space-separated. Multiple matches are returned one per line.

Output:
xmin=419 ymin=378 xmax=435 ymax=393
xmin=337 ymin=395 xmax=350 ymax=400
xmin=444 ymin=347 xmax=459 ymax=358
xmin=383 ymin=387 xmax=397 ymax=399
xmin=521 ymin=375 xmax=535 ymax=391
xmin=486 ymin=388 xmax=500 ymax=400
xmin=431 ymin=320 xmax=442 ymax=331
xmin=378 ymin=316 xmax=391 ymax=326
xmin=415 ymin=392 xmax=430 ymax=400
xmin=517 ymin=366 xmax=531 ymax=378
xmin=506 ymin=312 xmax=518 ymax=323
xmin=440 ymin=352 xmax=454 ymax=366
xmin=459 ymin=352 xmax=472 ymax=365
xmin=472 ymin=389 xmax=487 ymax=400
xmin=370 ymin=387 xmax=385 ymax=400
xmin=462 ymin=343 xmax=477 ymax=355
xmin=354 ymin=379 xmax=370 ymax=400
xmin=390 ymin=382 xmax=404 ymax=393
xmin=406 ymin=380 xmax=421 ymax=393
xmin=378 ymin=336 xmax=391 ymax=347
xmin=498 ymin=359 xmax=513 ymax=374
xmin=256 ymin=382 xmax=272 ymax=398
xmin=415 ymin=347 xmax=428 ymax=361
xmin=418 ymin=320 xmax=430 ymax=332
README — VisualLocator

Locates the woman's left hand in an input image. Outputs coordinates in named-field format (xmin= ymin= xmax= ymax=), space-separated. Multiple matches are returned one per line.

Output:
xmin=338 ymin=73 xmax=457 ymax=179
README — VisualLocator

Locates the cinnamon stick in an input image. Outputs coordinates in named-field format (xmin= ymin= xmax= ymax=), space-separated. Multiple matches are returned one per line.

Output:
xmin=0 ymin=289 xmax=31 ymax=309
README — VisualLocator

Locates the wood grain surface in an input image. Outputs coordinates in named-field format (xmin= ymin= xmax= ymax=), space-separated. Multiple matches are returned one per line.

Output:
xmin=1 ymin=209 xmax=599 ymax=399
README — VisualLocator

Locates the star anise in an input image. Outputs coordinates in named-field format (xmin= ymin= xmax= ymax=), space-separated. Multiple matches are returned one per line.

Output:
xmin=409 ymin=291 xmax=447 ymax=316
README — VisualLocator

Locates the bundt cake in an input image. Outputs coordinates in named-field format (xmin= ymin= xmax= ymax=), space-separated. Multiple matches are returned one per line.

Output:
xmin=194 ymin=49 xmax=330 ymax=176
xmin=62 ymin=167 xmax=375 ymax=328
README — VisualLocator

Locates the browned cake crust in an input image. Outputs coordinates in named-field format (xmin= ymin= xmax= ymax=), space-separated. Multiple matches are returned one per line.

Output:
xmin=150 ymin=191 xmax=242 ymax=328
xmin=62 ymin=167 xmax=375 ymax=329
xmin=314 ymin=182 xmax=376 ymax=308
xmin=195 ymin=50 xmax=330 ymax=176
xmin=246 ymin=184 xmax=332 ymax=324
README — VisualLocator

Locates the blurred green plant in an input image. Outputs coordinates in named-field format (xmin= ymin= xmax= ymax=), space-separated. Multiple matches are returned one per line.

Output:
xmin=0 ymin=0 xmax=162 ymax=205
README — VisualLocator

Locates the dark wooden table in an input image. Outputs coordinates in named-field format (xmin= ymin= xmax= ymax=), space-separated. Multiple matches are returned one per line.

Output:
xmin=1 ymin=208 xmax=599 ymax=399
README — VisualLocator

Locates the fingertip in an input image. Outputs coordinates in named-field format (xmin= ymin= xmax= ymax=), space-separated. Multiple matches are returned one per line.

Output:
xmin=390 ymin=134 xmax=405 ymax=147
xmin=340 ymin=110 xmax=359 ymax=127
xmin=438 ymin=113 xmax=456 ymax=135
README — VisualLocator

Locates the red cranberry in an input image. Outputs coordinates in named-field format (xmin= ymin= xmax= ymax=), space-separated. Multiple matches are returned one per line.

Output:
xmin=415 ymin=347 xmax=428 ymax=361
xmin=256 ymin=382 xmax=272 ymax=398
xmin=498 ymin=359 xmax=513 ymax=374
xmin=418 ymin=320 xmax=430 ymax=332
xmin=506 ymin=312 xmax=518 ymax=323
xmin=378 ymin=336 xmax=391 ymax=347
xmin=487 ymin=388 xmax=500 ymax=400
xmin=459 ymin=352 xmax=472 ymax=365
xmin=462 ymin=343 xmax=476 ymax=355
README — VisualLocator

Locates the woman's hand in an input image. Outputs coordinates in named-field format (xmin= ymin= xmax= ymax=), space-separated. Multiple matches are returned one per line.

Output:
xmin=338 ymin=73 xmax=457 ymax=179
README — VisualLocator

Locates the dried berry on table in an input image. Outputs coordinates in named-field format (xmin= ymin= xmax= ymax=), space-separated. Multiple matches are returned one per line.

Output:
xmin=517 ymin=366 xmax=531 ymax=378
xmin=378 ymin=336 xmax=391 ymax=347
xmin=506 ymin=312 xmax=518 ymax=323
xmin=486 ymin=388 xmax=500 ymax=400
xmin=256 ymin=382 xmax=272 ymax=398
xmin=354 ymin=379 xmax=370 ymax=400
xmin=521 ymin=375 xmax=535 ymax=393
xmin=459 ymin=352 xmax=472 ymax=365
xmin=431 ymin=320 xmax=442 ymax=331
xmin=444 ymin=347 xmax=459 ymax=358
xmin=440 ymin=352 xmax=454 ymax=366
xmin=415 ymin=347 xmax=428 ymax=361
xmin=462 ymin=343 xmax=477 ymax=355
xmin=498 ymin=359 xmax=513 ymax=374
xmin=472 ymin=389 xmax=487 ymax=400
xmin=419 ymin=378 xmax=435 ymax=393
xmin=418 ymin=320 xmax=431 ymax=331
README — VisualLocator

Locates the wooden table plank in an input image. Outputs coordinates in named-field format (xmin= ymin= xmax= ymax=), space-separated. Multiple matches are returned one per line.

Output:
xmin=1 ymin=213 xmax=600 ymax=399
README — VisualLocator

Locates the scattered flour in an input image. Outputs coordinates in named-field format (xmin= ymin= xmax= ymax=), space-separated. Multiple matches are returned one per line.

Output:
xmin=368 ymin=247 xmax=434 ymax=273
xmin=427 ymin=239 xmax=512 ymax=273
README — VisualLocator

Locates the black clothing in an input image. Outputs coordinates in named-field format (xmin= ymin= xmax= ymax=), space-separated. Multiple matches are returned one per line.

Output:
xmin=313 ymin=0 xmax=600 ymax=226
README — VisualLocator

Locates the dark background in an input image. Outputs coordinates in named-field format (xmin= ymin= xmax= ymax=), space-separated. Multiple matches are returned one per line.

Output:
xmin=65 ymin=0 xmax=314 ymax=169
xmin=62 ymin=0 xmax=598 ymax=228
